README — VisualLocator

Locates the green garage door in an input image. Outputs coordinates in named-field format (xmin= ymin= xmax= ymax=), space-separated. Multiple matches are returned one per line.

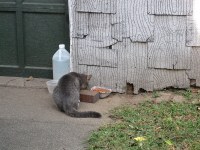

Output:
xmin=0 ymin=0 xmax=69 ymax=78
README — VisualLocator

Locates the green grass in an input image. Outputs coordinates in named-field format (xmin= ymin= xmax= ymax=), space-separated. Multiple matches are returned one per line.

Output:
xmin=152 ymin=91 xmax=161 ymax=98
xmin=182 ymin=89 xmax=193 ymax=100
xmin=174 ymin=88 xmax=200 ymax=101
xmin=88 ymin=101 xmax=200 ymax=150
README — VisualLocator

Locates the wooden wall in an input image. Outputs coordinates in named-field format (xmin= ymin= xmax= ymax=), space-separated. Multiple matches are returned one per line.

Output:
xmin=68 ymin=0 xmax=200 ymax=94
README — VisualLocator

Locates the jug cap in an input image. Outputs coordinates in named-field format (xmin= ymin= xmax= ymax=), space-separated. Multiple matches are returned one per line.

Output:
xmin=59 ymin=44 xmax=65 ymax=49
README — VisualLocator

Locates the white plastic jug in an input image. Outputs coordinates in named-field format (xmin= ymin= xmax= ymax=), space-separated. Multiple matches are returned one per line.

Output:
xmin=52 ymin=44 xmax=70 ymax=80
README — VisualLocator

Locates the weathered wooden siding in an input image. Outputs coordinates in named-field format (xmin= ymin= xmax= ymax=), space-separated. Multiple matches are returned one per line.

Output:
xmin=112 ymin=39 xmax=154 ymax=94
xmin=153 ymin=70 xmax=190 ymax=90
xmin=76 ymin=0 xmax=116 ymax=14
xmin=69 ymin=0 xmax=200 ymax=94
xmin=148 ymin=16 xmax=191 ymax=70
xmin=148 ymin=0 xmax=193 ymax=15
xmin=186 ymin=0 xmax=200 ymax=46
xmin=186 ymin=47 xmax=200 ymax=86
xmin=111 ymin=0 xmax=154 ymax=42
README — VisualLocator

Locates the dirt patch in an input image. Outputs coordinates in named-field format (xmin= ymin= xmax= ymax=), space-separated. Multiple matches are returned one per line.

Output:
xmin=79 ymin=88 xmax=195 ymax=123
xmin=105 ymin=87 xmax=200 ymax=107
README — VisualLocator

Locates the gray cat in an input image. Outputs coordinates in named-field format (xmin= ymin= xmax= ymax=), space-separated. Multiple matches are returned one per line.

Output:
xmin=52 ymin=72 xmax=101 ymax=118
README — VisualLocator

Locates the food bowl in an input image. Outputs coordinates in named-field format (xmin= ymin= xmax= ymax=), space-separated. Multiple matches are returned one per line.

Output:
xmin=46 ymin=80 xmax=58 ymax=94
xmin=91 ymin=86 xmax=112 ymax=99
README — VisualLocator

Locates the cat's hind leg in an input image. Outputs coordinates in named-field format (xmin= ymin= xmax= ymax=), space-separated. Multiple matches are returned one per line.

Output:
xmin=53 ymin=86 xmax=64 ymax=112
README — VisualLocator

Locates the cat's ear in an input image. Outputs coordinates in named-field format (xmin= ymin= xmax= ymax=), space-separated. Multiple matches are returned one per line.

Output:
xmin=87 ymin=75 xmax=92 ymax=81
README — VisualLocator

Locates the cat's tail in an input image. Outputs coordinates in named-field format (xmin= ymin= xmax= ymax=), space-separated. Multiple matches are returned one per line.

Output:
xmin=67 ymin=109 xmax=101 ymax=118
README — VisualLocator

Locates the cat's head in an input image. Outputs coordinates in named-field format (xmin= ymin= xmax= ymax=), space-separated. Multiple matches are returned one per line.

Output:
xmin=80 ymin=74 xmax=92 ymax=89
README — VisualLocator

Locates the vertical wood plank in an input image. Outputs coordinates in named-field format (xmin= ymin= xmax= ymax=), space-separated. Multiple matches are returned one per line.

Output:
xmin=78 ymin=39 xmax=118 ymax=67
xmin=88 ymin=13 xmax=117 ymax=47
xmin=125 ymin=40 xmax=153 ymax=94
xmin=76 ymin=0 xmax=116 ymax=14
xmin=126 ymin=42 xmax=148 ymax=69
xmin=77 ymin=39 xmax=101 ymax=66
xmin=153 ymin=70 xmax=190 ymax=90
xmin=101 ymin=48 xmax=118 ymax=67
xmin=69 ymin=0 xmax=196 ymax=93
xmin=148 ymin=16 xmax=191 ymax=70
xmin=186 ymin=0 xmax=200 ymax=46
xmin=111 ymin=0 xmax=154 ymax=42
xmin=77 ymin=64 xmax=87 ymax=74
xmin=112 ymin=40 xmax=127 ymax=93
xmin=148 ymin=0 xmax=193 ymax=15
xmin=72 ymin=12 xmax=89 ymax=38
xmin=127 ymin=69 xmax=153 ymax=94
xmin=68 ymin=0 xmax=88 ymax=38
xmin=100 ymin=67 xmax=118 ymax=92
xmin=70 ymin=38 xmax=79 ymax=72
xmin=186 ymin=47 xmax=200 ymax=86
xmin=87 ymin=66 xmax=101 ymax=89
xmin=113 ymin=39 xmax=153 ymax=94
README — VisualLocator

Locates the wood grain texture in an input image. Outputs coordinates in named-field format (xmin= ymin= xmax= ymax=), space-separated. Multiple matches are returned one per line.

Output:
xmin=186 ymin=47 xmax=200 ymax=86
xmin=68 ymin=0 xmax=74 ymax=38
xmin=88 ymin=13 xmax=117 ymax=48
xmin=70 ymin=38 xmax=79 ymax=72
xmin=100 ymin=67 xmax=118 ymax=92
xmin=87 ymin=66 xmax=101 ymax=89
xmin=69 ymin=0 xmax=197 ymax=93
xmin=153 ymin=70 xmax=190 ymax=90
xmin=113 ymin=39 xmax=153 ymax=94
xmin=101 ymin=48 xmax=118 ymax=67
xmin=125 ymin=40 xmax=153 ymax=94
xmin=78 ymin=39 xmax=101 ymax=66
xmin=148 ymin=0 xmax=193 ymax=15
xmin=186 ymin=0 xmax=200 ymax=46
xmin=111 ymin=0 xmax=154 ymax=42
xmin=68 ymin=0 xmax=78 ymax=72
xmin=69 ymin=0 xmax=88 ymax=38
xmin=76 ymin=0 xmax=116 ymax=14
xmin=72 ymin=12 xmax=89 ymax=38
xmin=112 ymin=40 xmax=127 ymax=93
xmin=127 ymin=68 xmax=154 ymax=94
xmin=78 ymin=39 xmax=118 ymax=67
xmin=148 ymin=16 xmax=191 ymax=70
xmin=125 ymin=41 xmax=148 ymax=69
xmin=86 ymin=38 xmax=117 ymax=48
xmin=77 ymin=64 xmax=87 ymax=74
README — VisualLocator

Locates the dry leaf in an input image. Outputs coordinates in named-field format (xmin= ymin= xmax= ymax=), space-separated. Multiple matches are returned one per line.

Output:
xmin=134 ymin=136 xmax=146 ymax=142
xmin=165 ymin=140 xmax=173 ymax=146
